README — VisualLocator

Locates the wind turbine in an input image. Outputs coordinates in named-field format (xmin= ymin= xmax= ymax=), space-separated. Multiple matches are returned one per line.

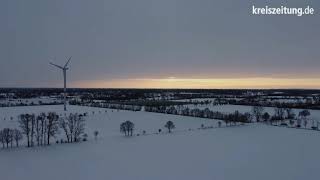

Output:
xmin=50 ymin=57 xmax=72 ymax=111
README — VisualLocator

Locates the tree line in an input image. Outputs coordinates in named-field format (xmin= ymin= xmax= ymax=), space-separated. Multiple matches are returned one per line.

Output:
xmin=120 ymin=120 xmax=176 ymax=136
xmin=0 ymin=112 xmax=86 ymax=149
xmin=73 ymin=102 xmax=143 ymax=112
xmin=145 ymin=106 xmax=251 ymax=124
xmin=233 ymin=98 xmax=320 ymax=110
xmin=0 ymin=101 xmax=63 ymax=108
xmin=251 ymin=106 xmax=317 ymax=129
xmin=0 ymin=128 xmax=23 ymax=148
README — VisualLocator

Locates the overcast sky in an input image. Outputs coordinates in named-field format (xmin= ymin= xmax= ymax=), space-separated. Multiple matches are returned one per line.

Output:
xmin=0 ymin=0 xmax=319 ymax=88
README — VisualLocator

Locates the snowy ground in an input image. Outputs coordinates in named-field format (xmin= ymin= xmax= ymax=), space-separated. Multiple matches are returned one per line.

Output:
xmin=0 ymin=105 xmax=320 ymax=180
xmin=0 ymin=105 xmax=219 ymax=144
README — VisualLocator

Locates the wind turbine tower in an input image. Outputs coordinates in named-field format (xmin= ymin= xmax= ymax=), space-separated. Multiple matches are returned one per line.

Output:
xmin=50 ymin=57 xmax=72 ymax=111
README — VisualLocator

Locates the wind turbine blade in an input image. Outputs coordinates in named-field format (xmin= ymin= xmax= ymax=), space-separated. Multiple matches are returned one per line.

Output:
xmin=49 ymin=62 xmax=64 ymax=69
xmin=64 ymin=56 xmax=72 ymax=68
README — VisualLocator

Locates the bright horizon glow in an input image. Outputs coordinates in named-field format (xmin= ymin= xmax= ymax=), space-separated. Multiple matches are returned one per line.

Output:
xmin=70 ymin=78 xmax=320 ymax=89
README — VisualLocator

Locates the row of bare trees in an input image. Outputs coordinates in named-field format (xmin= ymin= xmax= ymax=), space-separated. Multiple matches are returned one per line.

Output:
xmin=120 ymin=120 xmax=176 ymax=136
xmin=120 ymin=121 xmax=134 ymax=136
xmin=60 ymin=113 xmax=86 ymax=143
xmin=251 ymin=106 xmax=315 ymax=129
xmin=0 ymin=112 xmax=86 ymax=149
xmin=0 ymin=128 xmax=23 ymax=148
xmin=252 ymin=106 xmax=311 ymax=122
xmin=18 ymin=113 xmax=60 ymax=147
xmin=145 ymin=106 xmax=252 ymax=123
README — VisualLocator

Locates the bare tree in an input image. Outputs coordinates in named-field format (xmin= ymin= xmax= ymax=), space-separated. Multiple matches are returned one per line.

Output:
xmin=60 ymin=113 xmax=86 ymax=143
xmin=262 ymin=112 xmax=270 ymax=123
xmin=165 ymin=121 xmax=175 ymax=133
xmin=120 ymin=122 xmax=127 ymax=136
xmin=9 ymin=129 xmax=14 ymax=148
xmin=274 ymin=107 xmax=285 ymax=121
xmin=0 ymin=130 xmax=5 ymax=148
xmin=120 ymin=121 xmax=134 ymax=136
xmin=36 ymin=113 xmax=47 ymax=146
xmin=30 ymin=114 xmax=35 ymax=147
xmin=60 ymin=116 xmax=71 ymax=143
xmin=18 ymin=114 xmax=34 ymax=147
xmin=94 ymin=131 xmax=99 ymax=140
xmin=244 ymin=112 xmax=253 ymax=123
xmin=13 ymin=129 xmax=23 ymax=147
xmin=2 ymin=128 xmax=12 ymax=148
xmin=299 ymin=110 xmax=311 ymax=121
xmin=252 ymin=106 xmax=264 ymax=122
xmin=46 ymin=112 xmax=59 ymax=145
xmin=67 ymin=114 xmax=75 ymax=142
xmin=128 ymin=121 xmax=134 ymax=136
xmin=73 ymin=114 xmax=86 ymax=142
xmin=36 ymin=113 xmax=45 ymax=146
xmin=42 ymin=117 xmax=47 ymax=145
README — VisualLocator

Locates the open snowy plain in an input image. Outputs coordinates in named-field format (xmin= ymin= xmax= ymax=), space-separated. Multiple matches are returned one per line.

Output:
xmin=0 ymin=105 xmax=320 ymax=180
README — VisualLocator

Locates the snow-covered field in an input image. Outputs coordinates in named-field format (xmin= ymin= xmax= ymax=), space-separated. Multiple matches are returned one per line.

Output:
xmin=1 ymin=105 xmax=320 ymax=180
xmin=0 ymin=105 xmax=217 ymax=139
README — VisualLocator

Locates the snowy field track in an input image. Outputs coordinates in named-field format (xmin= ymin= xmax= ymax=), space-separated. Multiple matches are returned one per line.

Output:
xmin=0 ymin=105 xmax=320 ymax=180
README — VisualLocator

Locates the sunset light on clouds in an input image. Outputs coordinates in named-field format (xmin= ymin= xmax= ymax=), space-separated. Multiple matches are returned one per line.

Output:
xmin=1 ymin=0 xmax=319 ymax=89
xmin=71 ymin=78 xmax=320 ymax=89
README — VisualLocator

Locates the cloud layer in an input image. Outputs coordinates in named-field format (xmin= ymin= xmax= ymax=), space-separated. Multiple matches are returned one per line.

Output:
xmin=1 ymin=0 xmax=319 ymax=88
